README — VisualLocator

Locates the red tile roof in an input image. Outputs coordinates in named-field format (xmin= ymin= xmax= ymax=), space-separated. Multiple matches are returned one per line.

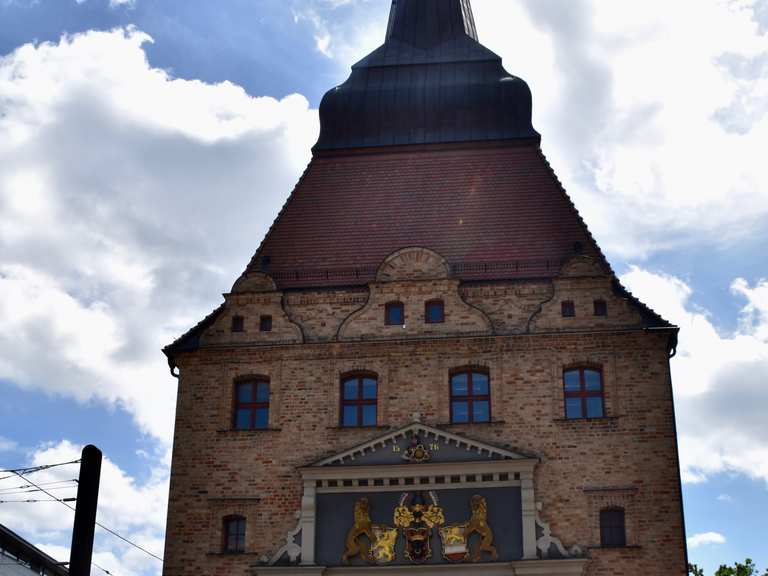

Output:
xmin=245 ymin=142 xmax=609 ymax=289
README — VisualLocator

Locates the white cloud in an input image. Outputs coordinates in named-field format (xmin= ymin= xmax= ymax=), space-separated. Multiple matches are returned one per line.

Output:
xmin=717 ymin=493 xmax=733 ymax=502
xmin=0 ymin=436 xmax=17 ymax=452
xmin=0 ymin=440 xmax=167 ymax=576
xmin=469 ymin=0 xmax=768 ymax=259
xmin=0 ymin=28 xmax=318 ymax=444
xmin=622 ymin=267 xmax=768 ymax=484
xmin=291 ymin=0 xmax=387 ymax=65
xmin=688 ymin=531 xmax=727 ymax=549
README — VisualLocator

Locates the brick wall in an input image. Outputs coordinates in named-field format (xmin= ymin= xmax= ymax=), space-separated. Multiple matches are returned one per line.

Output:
xmin=163 ymin=260 xmax=686 ymax=576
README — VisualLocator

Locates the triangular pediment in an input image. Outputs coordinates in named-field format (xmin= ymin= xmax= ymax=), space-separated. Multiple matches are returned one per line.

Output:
xmin=309 ymin=422 xmax=536 ymax=468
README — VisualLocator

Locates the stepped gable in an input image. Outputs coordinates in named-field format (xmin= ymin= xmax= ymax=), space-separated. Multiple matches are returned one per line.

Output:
xmin=314 ymin=0 xmax=539 ymax=151
xmin=246 ymin=144 xmax=607 ymax=289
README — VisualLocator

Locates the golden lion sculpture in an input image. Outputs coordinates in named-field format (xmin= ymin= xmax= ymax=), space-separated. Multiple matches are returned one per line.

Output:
xmin=465 ymin=495 xmax=498 ymax=562
xmin=342 ymin=498 xmax=374 ymax=563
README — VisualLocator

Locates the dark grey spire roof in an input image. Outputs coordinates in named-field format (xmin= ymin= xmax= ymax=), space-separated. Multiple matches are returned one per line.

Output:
xmin=313 ymin=0 xmax=539 ymax=151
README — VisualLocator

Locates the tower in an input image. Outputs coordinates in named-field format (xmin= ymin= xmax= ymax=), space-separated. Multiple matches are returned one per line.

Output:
xmin=162 ymin=2 xmax=687 ymax=575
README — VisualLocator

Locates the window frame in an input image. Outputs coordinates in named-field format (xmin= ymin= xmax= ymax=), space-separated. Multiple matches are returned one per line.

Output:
xmin=599 ymin=507 xmax=627 ymax=548
xmin=449 ymin=368 xmax=492 ymax=424
xmin=231 ymin=315 xmax=245 ymax=333
xmin=424 ymin=299 xmax=445 ymax=324
xmin=563 ymin=366 xmax=605 ymax=420
xmin=222 ymin=515 xmax=246 ymax=553
xmin=233 ymin=377 xmax=270 ymax=430
xmin=340 ymin=372 xmax=378 ymax=428
xmin=259 ymin=314 xmax=273 ymax=332
xmin=561 ymin=300 xmax=576 ymax=317
xmin=385 ymin=301 xmax=405 ymax=326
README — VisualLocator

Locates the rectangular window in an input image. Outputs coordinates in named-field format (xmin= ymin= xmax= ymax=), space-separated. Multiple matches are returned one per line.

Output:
xmin=600 ymin=508 xmax=627 ymax=547
xmin=594 ymin=300 xmax=608 ymax=317
xmin=341 ymin=374 xmax=378 ymax=427
xmin=450 ymin=370 xmax=491 ymax=424
xmin=224 ymin=516 xmax=246 ymax=553
xmin=234 ymin=379 xmax=269 ymax=430
xmin=385 ymin=302 xmax=404 ymax=326
xmin=425 ymin=300 xmax=445 ymax=324
xmin=259 ymin=315 xmax=273 ymax=332
xmin=563 ymin=368 xmax=604 ymax=419
xmin=561 ymin=301 xmax=575 ymax=317
xmin=231 ymin=316 xmax=244 ymax=333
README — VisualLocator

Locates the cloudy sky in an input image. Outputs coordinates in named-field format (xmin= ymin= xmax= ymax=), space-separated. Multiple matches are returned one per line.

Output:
xmin=0 ymin=0 xmax=766 ymax=574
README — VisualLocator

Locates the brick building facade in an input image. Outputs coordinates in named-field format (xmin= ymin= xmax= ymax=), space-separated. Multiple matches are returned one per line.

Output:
xmin=162 ymin=2 xmax=688 ymax=575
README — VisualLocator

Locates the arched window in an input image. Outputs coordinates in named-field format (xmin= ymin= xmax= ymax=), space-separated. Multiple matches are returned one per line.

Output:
xmin=600 ymin=508 xmax=626 ymax=547
xmin=425 ymin=299 xmax=445 ymax=324
xmin=563 ymin=367 xmax=604 ymax=419
xmin=340 ymin=373 xmax=378 ymax=427
xmin=233 ymin=378 xmax=270 ymax=430
xmin=450 ymin=369 xmax=490 ymax=424
xmin=223 ymin=515 xmax=246 ymax=553
xmin=385 ymin=301 xmax=405 ymax=326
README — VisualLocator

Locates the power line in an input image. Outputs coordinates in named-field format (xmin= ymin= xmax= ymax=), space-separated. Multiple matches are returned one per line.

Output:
xmin=0 ymin=460 xmax=81 ymax=481
xmin=13 ymin=470 xmax=164 ymax=564
xmin=0 ymin=479 xmax=78 ymax=492
xmin=0 ymin=486 xmax=78 ymax=497
xmin=0 ymin=497 xmax=77 ymax=503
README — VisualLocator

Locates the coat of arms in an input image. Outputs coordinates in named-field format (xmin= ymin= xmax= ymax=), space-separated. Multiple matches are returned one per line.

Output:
xmin=342 ymin=498 xmax=398 ymax=565
xmin=341 ymin=493 xmax=497 ymax=565
xmin=438 ymin=495 xmax=498 ymax=563
xmin=394 ymin=492 xmax=444 ymax=563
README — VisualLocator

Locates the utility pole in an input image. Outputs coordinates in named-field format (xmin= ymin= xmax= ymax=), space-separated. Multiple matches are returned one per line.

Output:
xmin=69 ymin=445 xmax=102 ymax=576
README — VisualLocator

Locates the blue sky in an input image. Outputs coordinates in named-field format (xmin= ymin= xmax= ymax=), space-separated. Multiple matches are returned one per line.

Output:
xmin=0 ymin=1 xmax=766 ymax=575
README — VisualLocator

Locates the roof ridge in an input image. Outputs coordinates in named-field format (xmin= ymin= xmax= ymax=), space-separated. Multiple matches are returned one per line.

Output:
xmin=243 ymin=160 xmax=314 ymax=279
xmin=535 ymin=147 xmax=614 ymax=277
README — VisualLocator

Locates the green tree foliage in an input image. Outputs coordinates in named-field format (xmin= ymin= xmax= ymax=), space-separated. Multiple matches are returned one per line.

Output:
xmin=690 ymin=560 xmax=768 ymax=576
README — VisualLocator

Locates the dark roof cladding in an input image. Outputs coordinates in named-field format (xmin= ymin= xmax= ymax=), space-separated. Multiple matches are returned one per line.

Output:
xmin=163 ymin=0 xmax=675 ymax=360
xmin=313 ymin=0 xmax=539 ymax=151
xmin=246 ymin=145 xmax=608 ymax=288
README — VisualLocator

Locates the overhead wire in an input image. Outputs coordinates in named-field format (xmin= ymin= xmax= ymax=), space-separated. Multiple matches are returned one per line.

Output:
xmin=0 ymin=459 xmax=81 ymax=481
xmin=0 ymin=498 xmax=77 ymax=503
xmin=12 ymin=470 xmax=164 ymax=563
xmin=0 ymin=485 xmax=78 ymax=497
xmin=0 ymin=479 xmax=78 ymax=492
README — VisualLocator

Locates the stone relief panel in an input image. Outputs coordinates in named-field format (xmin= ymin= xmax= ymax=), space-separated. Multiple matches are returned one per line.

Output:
xmin=460 ymin=282 xmax=552 ymax=334
xmin=376 ymin=247 xmax=451 ymax=283
xmin=231 ymin=271 xmax=278 ymax=293
xmin=559 ymin=255 xmax=610 ymax=279
xmin=528 ymin=276 xmax=643 ymax=333
xmin=284 ymin=289 xmax=369 ymax=342
xmin=201 ymin=292 xmax=304 ymax=346
xmin=337 ymin=279 xmax=493 ymax=341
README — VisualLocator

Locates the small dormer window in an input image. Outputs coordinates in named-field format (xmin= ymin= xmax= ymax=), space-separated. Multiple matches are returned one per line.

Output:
xmin=259 ymin=315 xmax=273 ymax=332
xmin=561 ymin=301 xmax=575 ymax=317
xmin=231 ymin=316 xmax=244 ymax=333
xmin=425 ymin=299 xmax=445 ymax=324
xmin=594 ymin=299 xmax=608 ymax=317
xmin=385 ymin=302 xmax=404 ymax=326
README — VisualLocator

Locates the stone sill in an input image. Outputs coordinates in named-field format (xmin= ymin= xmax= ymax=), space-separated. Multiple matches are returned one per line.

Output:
xmin=217 ymin=428 xmax=283 ymax=434
xmin=326 ymin=426 xmax=392 ymax=431
xmin=437 ymin=420 xmax=508 ymax=428
xmin=207 ymin=551 xmax=262 ymax=557
xmin=552 ymin=417 xmax=620 ymax=425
